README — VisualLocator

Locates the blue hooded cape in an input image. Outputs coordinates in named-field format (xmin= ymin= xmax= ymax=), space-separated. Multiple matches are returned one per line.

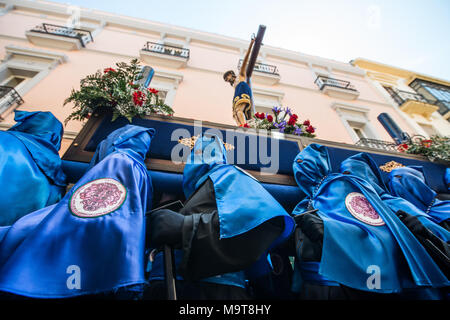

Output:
xmin=0 ymin=125 xmax=155 ymax=298
xmin=183 ymin=134 xmax=294 ymax=243
xmin=292 ymin=144 xmax=448 ymax=293
xmin=181 ymin=135 xmax=295 ymax=284
xmin=388 ymin=166 xmax=450 ymax=224
xmin=340 ymin=153 xmax=450 ymax=242
xmin=0 ymin=110 xmax=66 ymax=226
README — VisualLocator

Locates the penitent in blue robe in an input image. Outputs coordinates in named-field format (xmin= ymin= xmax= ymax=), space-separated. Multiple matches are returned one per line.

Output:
xmin=0 ymin=110 xmax=66 ymax=226
xmin=0 ymin=125 xmax=155 ymax=298
xmin=182 ymin=135 xmax=294 ymax=284
xmin=340 ymin=153 xmax=450 ymax=242
xmin=183 ymin=134 xmax=294 ymax=246
xmin=292 ymin=144 xmax=448 ymax=293
xmin=388 ymin=166 xmax=450 ymax=226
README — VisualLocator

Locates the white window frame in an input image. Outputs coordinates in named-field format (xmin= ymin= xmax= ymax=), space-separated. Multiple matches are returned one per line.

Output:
xmin=332 ymin=102 xmax=381 ymax=142
xmin=0 ymin=45 xmax=67 ymax=117
xmin=149 ymin=69 xmax=183 ymax=107
xmin=252 ymin=87 xmax=284 ymax=115
xmin=417 ymin=121 xmax=439 ymax=138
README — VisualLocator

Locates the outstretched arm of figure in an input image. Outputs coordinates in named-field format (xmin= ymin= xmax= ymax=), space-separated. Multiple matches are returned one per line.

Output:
xmin=239 ymin=39 xmax=255 ymax=81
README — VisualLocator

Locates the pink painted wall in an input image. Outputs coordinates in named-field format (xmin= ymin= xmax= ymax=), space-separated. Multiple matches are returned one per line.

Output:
xmin=0 ymin=6 xmax=417 ymax=153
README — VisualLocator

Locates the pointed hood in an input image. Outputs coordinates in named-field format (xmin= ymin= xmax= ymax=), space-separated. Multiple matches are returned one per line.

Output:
xmin=339 ymin=152 xmax=387 ymax=195
xmin=182 ymin=134 xmax=227 ymax=199
xmin=388 ymin=166 xmax=436 ymax=212
xmin=90 ymin=125 xmax=156 ymax=167
xmin=7 ymin=110 xmax=66 ymax=186
xmin=292 ymin=143 xmax=332 ymax=197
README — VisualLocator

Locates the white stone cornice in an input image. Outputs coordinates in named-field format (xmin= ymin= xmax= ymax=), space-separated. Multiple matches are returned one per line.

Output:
xmin=4 ymin=0 xmax=365 ymax=76
xmin=5 ymin=44 xmax=68 ymax=64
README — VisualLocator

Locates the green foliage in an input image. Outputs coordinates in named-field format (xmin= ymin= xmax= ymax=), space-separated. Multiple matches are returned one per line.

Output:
xmin=402 ymin=135 xmax=450 ymax=162
xmin=64 ymin=59 xmax=174 ymax=124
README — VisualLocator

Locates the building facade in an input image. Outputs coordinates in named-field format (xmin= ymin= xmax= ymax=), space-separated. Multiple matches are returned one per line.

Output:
xmin=351 ymin=58 xmax=450 ymax=139
xmin=0 ymin=0 xmax=432 ymax=156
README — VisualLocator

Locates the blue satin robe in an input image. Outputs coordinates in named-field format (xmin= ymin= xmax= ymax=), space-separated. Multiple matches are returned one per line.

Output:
xmin=292 ymin=144 xmax=448 ymax=293
xmin=181 ymin=135 xmax=294 ymax=286
xmin=340 ymin=153 xmax=449 ymax=242
xmin=0 ymin=111 xmax=66 ymax=226
xmin=183 ymin=135 xmax=294 ymax=244
xmin=388 ymin=167 xmax=450 ymax=225
xmin=0 ymin=125 xmax=155 ymax=298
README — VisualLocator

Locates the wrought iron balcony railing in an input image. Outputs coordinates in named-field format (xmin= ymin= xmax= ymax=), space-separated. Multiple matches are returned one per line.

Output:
xmin=0 ymin=86 xmax=24 ymax=114
xmin=385 ymin=87 xmax=449 ymax=118
xmin=355 ymin=138 xmax=399 ymax=152
xmin=386 ymin=88 xmax=429 ymax=105
xmin=142 ymin=42 xmax=190 ymax=59
xmin=30 ymin=23 xmax=93 ymax=47
xmin=314 ymin=75 xmax=357 ymax=92
xmin=237 ymin=59 xmax=279 ymax=75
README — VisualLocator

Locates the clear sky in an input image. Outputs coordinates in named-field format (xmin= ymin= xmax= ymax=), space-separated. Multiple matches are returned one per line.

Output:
xmin=53 ymin=0 xmax=450 ymax=80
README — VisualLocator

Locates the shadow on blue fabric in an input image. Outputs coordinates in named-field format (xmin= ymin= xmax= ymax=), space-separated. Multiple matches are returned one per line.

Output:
xmin=0 ymin=110 xmax=66 ymax=226
xmin=292 ymin=144 xmax=449 ymax=293
xmin=388 ymin=166 xmax=450 ymax=225
xmin=340 ymin=153 xmax=450 ymax=241
xmin=0 ymin=124 xmax=155 ymax=298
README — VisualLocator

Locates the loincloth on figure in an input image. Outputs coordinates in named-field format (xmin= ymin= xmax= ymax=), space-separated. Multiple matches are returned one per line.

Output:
xmin=232 ymin=81 xmax=253 ymax=125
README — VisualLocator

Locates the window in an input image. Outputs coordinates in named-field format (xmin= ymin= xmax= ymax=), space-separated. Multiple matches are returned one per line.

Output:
xmin=252 ymin=87 xmax=284 ymax=116
xmin=0 ymin=68 xmax=38 ymax=91
xmin=351 ymin=126 xmax=366 ymax=140
xmin=410 ymin=79 xmax=450 ymax=117
xmin=145 ymin=69 xmax=183 ymax=107
xmin=419 ymin=123 xmax=438 ymax=138
xmin=0 ymin=45 xmax=67 ymax=117
xmin=254 ymin=105 xmax=272 ymax=115
xmin=156 ymin=90 xmax=168 ymax=104
xmin=332 ymin=103 xmax=381 ymax=143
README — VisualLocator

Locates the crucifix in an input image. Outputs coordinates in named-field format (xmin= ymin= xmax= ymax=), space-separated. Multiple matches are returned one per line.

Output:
xmin=223 ymin=25 xmax=266 ymax=126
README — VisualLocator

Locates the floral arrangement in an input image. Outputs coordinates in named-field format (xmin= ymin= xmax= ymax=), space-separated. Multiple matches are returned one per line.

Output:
xmin=241 ymin=106 xmax=316 ymax=138
xmin=397 ymin=135 xmax=450 ymax=162
xmin=64 ymin=59 xmax=174 ymax=124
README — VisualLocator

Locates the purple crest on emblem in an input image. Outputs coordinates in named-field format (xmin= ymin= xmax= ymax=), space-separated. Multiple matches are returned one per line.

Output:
xmin=79 ymin=182 xmax=124 ymax=212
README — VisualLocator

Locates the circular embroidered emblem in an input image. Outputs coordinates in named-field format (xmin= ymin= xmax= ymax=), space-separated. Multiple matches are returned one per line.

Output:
xmin=345 ymin=192 xmax=385 ymax=226
xmin=70 ymin=178 xmax=127 ymax=218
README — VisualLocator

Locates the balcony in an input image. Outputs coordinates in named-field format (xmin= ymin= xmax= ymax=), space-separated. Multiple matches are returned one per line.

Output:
xmin=386 ymin=88 xmax=439 ymax=120
xmin=140 ymin=42 xmax=189 ymax=69
xmin=355 ymin=138 xmax=399 ymax=152
xmin=314 ymin=75 xmax=359 ymax=100
xmin=26 ymin=23 xmax=93 ymax=50
xmin=0 ymin=86 xmax=24 ymax=117
xmin=238 ymin=59 xmax=280 ymax=85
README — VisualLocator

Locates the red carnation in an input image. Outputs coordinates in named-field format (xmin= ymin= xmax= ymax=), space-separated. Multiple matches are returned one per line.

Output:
xmin=132 ymin=90 xmax=145 ymax=106
xmin=255 ymin=112 xmax=265 ymax=120
xmin=303 ymin=120 xmax=310 ymax=126
xmin=397 ymin=143 xmax=409 ymax=152
xmin=103 ymin=67 xmax=116 ymax=74
xmin=148 ymin=88 xmax=159 ymax=94
xmin=306 ymin=125 xmax=315 ymax=134
xmin=267 ymin=115 xmax=273 ymax=122
xmin=288 ymin=116 xmax=297 ymax=126
xmin=291 ymin=114 xmax=298 ymax=120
